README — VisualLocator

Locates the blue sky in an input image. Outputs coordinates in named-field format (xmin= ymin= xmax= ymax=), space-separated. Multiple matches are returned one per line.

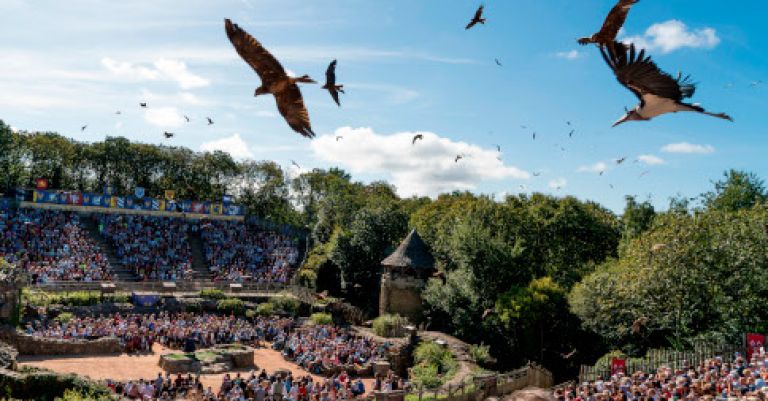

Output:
xmin=1 ymin=0 xmax=766 ymax=212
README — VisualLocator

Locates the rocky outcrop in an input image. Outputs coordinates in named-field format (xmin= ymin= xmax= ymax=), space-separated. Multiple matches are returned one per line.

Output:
xmin=159 ymin=345 xmax=255 ymax=374
xmin=0 ymin=326 xmax=121 ymax=355
xmin=0 ymin=341 xmax=18 ymax=369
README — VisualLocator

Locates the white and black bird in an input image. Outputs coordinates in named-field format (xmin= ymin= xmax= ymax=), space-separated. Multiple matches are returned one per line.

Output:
xmin=601 ymin=42 xmax=733 ymax=127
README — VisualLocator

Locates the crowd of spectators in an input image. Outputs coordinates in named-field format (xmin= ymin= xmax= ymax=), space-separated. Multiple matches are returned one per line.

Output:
xmin=200 ymin=221 xmax=299 ymax=284
xmin=26 ymin=312 xmax=295 ymax=353
xmin=555 ymin=351 xmax=768 ymax=401
xmin=0 ymin=208 xmax=113 ymax=282
xmin=273 ymin=325 xmax=392 ymax=376
xmin=99 ymin=214 xmax=193 ymax=281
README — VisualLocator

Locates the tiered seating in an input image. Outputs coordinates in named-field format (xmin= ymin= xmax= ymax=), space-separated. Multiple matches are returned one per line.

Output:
xmin=98 ymin=214 xmax=193 ymax=281
xmin=200 ymin=220 xmax=299 ymax=283
xmin=0 ymin=208 xmax=113 ymax=283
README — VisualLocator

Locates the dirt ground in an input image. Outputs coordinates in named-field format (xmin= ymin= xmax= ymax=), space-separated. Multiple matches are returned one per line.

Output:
xmin=18 ymin=344 xmax=375 ymax=393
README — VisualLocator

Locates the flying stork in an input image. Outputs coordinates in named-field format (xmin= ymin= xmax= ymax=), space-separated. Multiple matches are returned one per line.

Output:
xmin=601 ymin=42 xmax=733 ymax=127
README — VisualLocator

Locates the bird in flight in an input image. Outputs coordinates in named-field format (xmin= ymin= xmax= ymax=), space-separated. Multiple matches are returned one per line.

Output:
xmin=578 ymin=0 xmax=639 ymax=46
xmin=207 ymin=117 xmax=214 ymax=125
xmin=322 ymin=59 xmax=345 ymax=107
xmin=140 ymin=103 xmax=147 ymax=108
xmin=465 ymin=5 xmax=486 ymax=30
xmin=609 ymin=184 xmax=615 ymax=189
xmin=532 ymin=132 xmax=536 ymax=140
xmin=184 ymin=115 xmax=190 ymax=123
xmin=599 ymin=170 xmax=605 ymax=176
xmin=639 ymin=171 xmax=650 ymax=178
xmin=495 ymin=58 xmax=503 ymax=67
xmin=336 ymin=135 xmax=343 ymax=141
xmin=533 ymin=172 xmax=541 ymax=177
xmin=115 ymin=111 xmax=121 ymax=115
xmin=495 ymin=144 xmax=501 ymax=152
xmin=751 ymin=80 xmax=763 ymax=88
xmin=225 ymin=19 xmax=316 ymax=138
xmin=412 ymin=134 xmax=423 ymax=145
xmin=164 ymin=132 xmax=174 ymax=139
xmin=601 ymin=42 xmax=733 ymax=127
xmin=81 ymin=125 xmax=87 ymax=132
xmin=291 ymin=160 xmax=301 ymax=169
xmin=568 ymin=129 xmax=575 ymax=138
xmin=615 ymin=157 xmax=627 ymax=165
xmin=455 ymin=155 xmax=464 ymax=163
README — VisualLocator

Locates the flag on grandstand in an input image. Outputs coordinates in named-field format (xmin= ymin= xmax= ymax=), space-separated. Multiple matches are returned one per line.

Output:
xmin=182 ymin=200 xmax=193 ymax=213
xmin=68 ymin=192 xmax=83 ymax=205
xmin=747 ymin=333 xmax=765 ymax=361
xmin=134 ymin=187 xmax=145 ymax=198
xmin=210 ymin=203 xmax=224 ymax=215
xmin=222 ymin=194 xmax=233 ymax=205
xmin=191 ymin=201 xmax=207 ymax=214
xmin=111 ymin=196 xmax=125 ymax=209
xmin=151 ymin=199 xmax=164 ymax=211
xmin=35 ymin=178 xmax=49 ymax=190
xmin=164 ymin=190 xmax=175 ymax=200
xmin=225 ymin=205 xmax=243 ymax=216
xmin=610 ymin=358 xmax=626 ymax=375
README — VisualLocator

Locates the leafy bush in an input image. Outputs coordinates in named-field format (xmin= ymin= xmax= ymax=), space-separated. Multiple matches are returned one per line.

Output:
xmin=200 ymin=289 xmax=226 ymax=299
xmin=216 ymin=298 xmax=245 ymax=315
xmin=372 ymin=314 xmax=409 ymax=338
xmin=410 ymin=363 xmax=443 ymax=389
xmin=245 ymin=309 xmax=256 ymax=319
xmin=55 ymin=312 xmax=74 ymax=324
xmin=411 ymin=341 xmax=459 ymax=389
xmin=256 ymin=302 xmax=274 ymax=316
xmin=55 ymin=388 xmax=114 ymax=401
xmin=468 ymin=343 xmax=491 ymax=365
xmin=309 ymin=312 xmax=333 ymax=325
xmin=271 ymin=292 xmax=300 ymax=314
xmin=23 ymin=290 xmax=129 ymax=307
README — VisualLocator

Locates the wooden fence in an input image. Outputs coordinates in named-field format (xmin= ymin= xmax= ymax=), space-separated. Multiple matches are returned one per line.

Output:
xmin=401 ymin=362 xmax=554 ymax=401
xmin=578 ymin=342 xmax=744 ymax=383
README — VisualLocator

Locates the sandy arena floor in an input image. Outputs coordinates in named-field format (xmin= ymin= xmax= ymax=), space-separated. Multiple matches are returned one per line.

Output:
xmin=18 ymin=344 xmax=375 ymax=392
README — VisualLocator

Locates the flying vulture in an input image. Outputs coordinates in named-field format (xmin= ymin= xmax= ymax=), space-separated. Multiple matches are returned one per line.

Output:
xmin=578 ymin=0 xmax=639 ymax=46
xmin=412 ymin=134 xmax=423 ymax=145
xmin=532 ymin=132 xmax=536 ymax=140
xmin=225 ymin=19 xmax=316 ymax=138
xmin=616 ymin=157 xmax=627 ymax=165
xmin=601 ymin=42 xmax=733 ymax=127
xmin=140 ymin=103 xmax=147 ymax=108
xmin=164 ymin=131 xmax=174 ymax=139
xmin=322 ymin=59 xmax=345 ymax=107
xmin=455 ymin=154 xmax=463 ymax=163
xmin=207 ymin=117 xmax=214 ymax=125
xmin=81 ymin=125 xmax=87 ymax=132
xmin=495 ymin=58 xmax=503 ymax=67
xmin=465 ymin=5 xmax=486 ymax=30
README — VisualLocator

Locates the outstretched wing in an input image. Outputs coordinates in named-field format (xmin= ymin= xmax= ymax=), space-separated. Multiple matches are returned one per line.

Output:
xmin=325 ymin=59 xmax=337 ymax=87
xmin=465 ymin=5 xmax=483 ymax=29
xmin=595 ymin=0 xmax=639 ymax=43
xmin=225 ymin=19 xmax=287 ymax=87
xmin=600 ymin=41 xmax=693 ymax=102
xmin=274 ymin=83 xmax=315 ymax=138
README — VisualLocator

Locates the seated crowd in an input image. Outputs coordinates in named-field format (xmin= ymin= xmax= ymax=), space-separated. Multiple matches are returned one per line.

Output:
xmin=200 ymin=220 xmax=299 ymax=283
xmin=273 ymin=325 xmax=391 ymax=375
xmin=26 ymin=312 xmax=295 ymax=353
xmin=0 ymin=208 xmax=113 ymax=283
xmin=99 ymin=214 xmax=193 ymax=280
xmin=555 ymin=351 xmax=768 ymax=401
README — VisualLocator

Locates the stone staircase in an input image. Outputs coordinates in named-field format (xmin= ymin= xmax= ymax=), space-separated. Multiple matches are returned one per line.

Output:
xmin=80 ymin=214 xmax=139 ymax=282
xmin=188 ymin=230 xmax=212 ymax=280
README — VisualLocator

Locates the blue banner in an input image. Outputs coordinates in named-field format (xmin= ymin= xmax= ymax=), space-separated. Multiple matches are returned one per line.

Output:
xmin=222 ymin=195 xmax=233 ymax=205
xmin=132 ymin=293 xmax=161 ymax=307
xmin=0 ymin=198 xmax=11 ymax=210
xmin=134 ymin=187 xmax=145 ymax=198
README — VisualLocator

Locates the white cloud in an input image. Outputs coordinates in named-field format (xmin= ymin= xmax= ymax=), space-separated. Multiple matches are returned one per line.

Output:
xmin=577 ymin=161 xmax=608 ymax=174
xmin=622 ymin=20 xmax=720 ymax=53
xmin=661 ymin=142 xmax=715 ymax=154
xmin=554 ymin=50 xmax=583 ymax=60
xmin=200 ymin=133 xmax=255 ymax=160
xmin=311 ymin=127 xmax=529 ymax=197
xmin=637 ymin=154 xmax=666 ymax=165
xmin=144 ymin=107 xmax=185 ymax=128
xmin=101 ymin=57 xmax=209 ymax=89
xmin=548 ymin=178 xmax=567 ymax=190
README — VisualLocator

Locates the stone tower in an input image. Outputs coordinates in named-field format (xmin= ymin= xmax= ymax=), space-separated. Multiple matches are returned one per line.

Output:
xmin=379 ymin=229 xmax=435 ymax=323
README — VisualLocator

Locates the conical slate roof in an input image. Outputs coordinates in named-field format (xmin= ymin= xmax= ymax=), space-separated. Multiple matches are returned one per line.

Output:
xmin=381 ymin=229 xmax=435 ymax=270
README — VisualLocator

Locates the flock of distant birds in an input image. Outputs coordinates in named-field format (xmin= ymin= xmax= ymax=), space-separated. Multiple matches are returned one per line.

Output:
xmin=81 ymin=1 xmax=748 ymax=185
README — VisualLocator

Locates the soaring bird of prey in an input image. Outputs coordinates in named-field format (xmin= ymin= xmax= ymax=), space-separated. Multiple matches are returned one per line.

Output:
xmin=81 ymin=125 xmax=87 ymax=132
xmin=412 ymin=134 xmax=423 ymax=145
xmin=601 ymin=42 xmax=733 ymax=127
xmin=225 ymin=19 xmax=316 ymax=138
xmin=751 ymin=80 xmax=763 ymax=88
xmin=322 ymin=60 xmax=345 ymax=107
xmin=140 ymin=103 xmax=147 ymax=108
xmin=184 ymin=115 xmax=190 ymax=123
xmin=336 ymin=135 xmax=343 ymax=142
xmin=495 ymin=58 xmax=503 ymax=67
xmin=164 ymin=131 xmax=174 ymax=139
xmin=568 ymin=129 xmax=575 ymax=138
xmin=533 ymin=172 xmax=541 ymax=177
xmin=465 ymin=5 xmax=486 ymax=30
xmin=207 ymin=117 xmax=214 ymax=125
xmin=532 ymin=132 xmax=536 ymax=140
xmin=455 ymin=154 xmax=463 ymax=163
xmin=616 ymin=157 xmax=627 ymax=165
xmin=578 ymin=0 xmax=639 ymax=46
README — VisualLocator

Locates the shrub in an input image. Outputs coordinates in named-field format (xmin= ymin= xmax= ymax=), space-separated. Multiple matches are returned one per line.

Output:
xmin=468 ymin=343 xmax=491 ymax=365
xmin=245 ymin=309 xmax=256 ymax=319
xmin=410 ymin=363 xmax=443 ymax=389
xmin=200 ymin=289 xmax=226 ymax=300
xmin=271 ymin=292 xmax=300 ymax=315
xmin=256 ymin=302 xmax=274 ymax=316
xmin=55 ymin=312 xmax=74 ymax=324
xmin=309 ymin=312 xmax=333 ymax=325
xmin=411 ymin=341 xmax=458 ymax=389
xmin=372 ymin=314 xmax=409 ymax=338
xmin=216 ymin=298 xmax=245 ymax=315
xmin=56 ymin=388 xmax=114 ymax=401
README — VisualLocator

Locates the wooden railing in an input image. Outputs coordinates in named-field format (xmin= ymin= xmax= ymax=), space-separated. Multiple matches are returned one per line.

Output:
xmin=30 ymin=280 xmax=299 ymax=295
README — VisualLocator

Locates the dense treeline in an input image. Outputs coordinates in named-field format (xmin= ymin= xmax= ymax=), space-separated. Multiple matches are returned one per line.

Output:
xmin=4 ymin=120 xmax=768 ymax=379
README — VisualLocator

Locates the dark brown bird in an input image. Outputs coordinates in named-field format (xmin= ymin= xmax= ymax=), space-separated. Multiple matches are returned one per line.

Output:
xmin=632 ymin=316 xmax=648 ymax=334
xmin=455 ymin=154 xmax=463 ymax=163
xmin=164 ymin=131 xmax=174 ymax=139
xmin=291 ymin=160 xmax=301 ymax=169
xmin=412 ymin=134 xmax=423 ymax=145
xmin=322 ymin=59 xmax=345 ymax=107
xmin=465 ymin=5 xmax=486 ymax=30
xmin=140 ymin=102 xmax=147 ymax=108
xmin=207 ymin=117 xmax=214 ymax=125
xmin=225 ymin=19 xmax=316 ymax=138
xmin=616 ymin=157 xmax=627 ymax=165
xmin=601 ymin=41 xmax=733 ymax=126
xmin=578 ymin=0 xmax=639 ymax=46
xmin=495 ymin=58 xmax=503 ymax=67
xmin=81 ymin=125 xmax=87 ymax=132
xmin=336 ymin=135 xmax=343 ymax=142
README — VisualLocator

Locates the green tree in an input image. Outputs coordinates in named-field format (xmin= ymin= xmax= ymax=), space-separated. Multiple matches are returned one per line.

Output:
xmin=704 ymin=169 xmax=766 ymax=212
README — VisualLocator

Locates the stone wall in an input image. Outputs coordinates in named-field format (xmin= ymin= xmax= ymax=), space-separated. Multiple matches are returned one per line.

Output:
xmin=0 ymin=326 xmax=121 ymax=355
xmin=379 ymin=273 xmax=425 ymax=323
